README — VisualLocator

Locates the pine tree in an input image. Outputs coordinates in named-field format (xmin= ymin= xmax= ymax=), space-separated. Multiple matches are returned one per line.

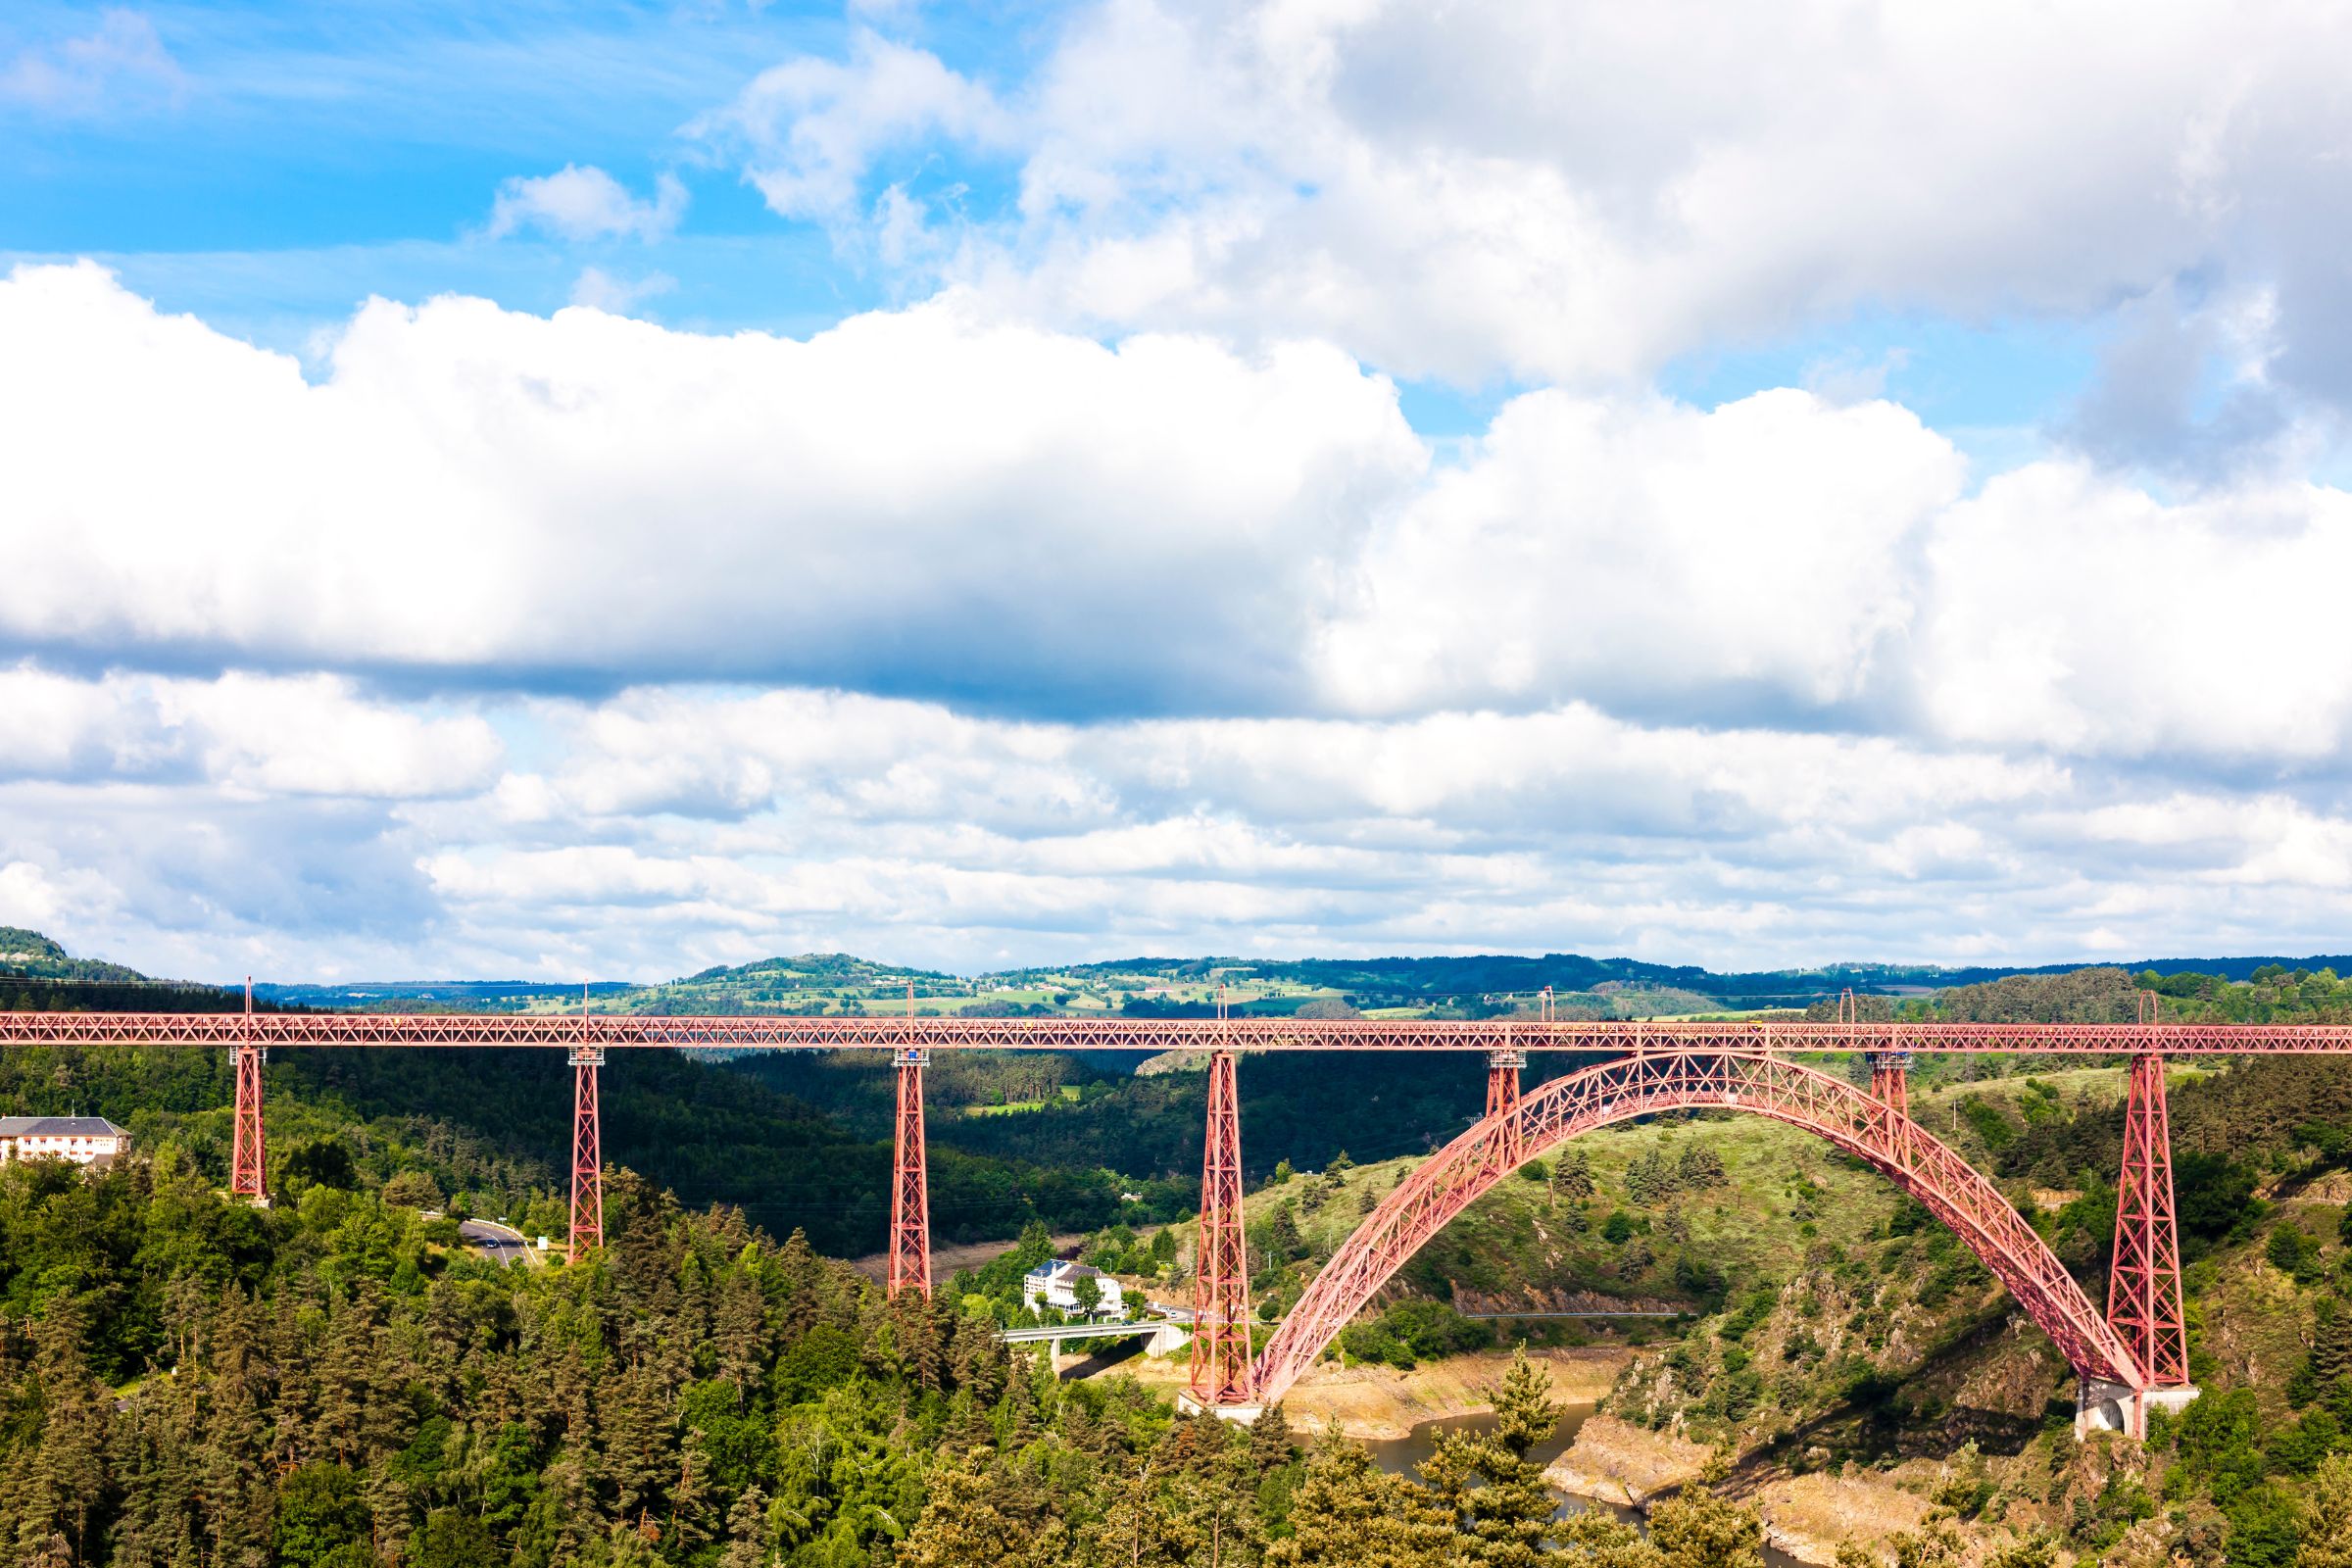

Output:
xmin=1491 ymin=1348 xmax=1561 ymax=1460
xmin=714 ymin=1267 xmax=771 ymax=1405
xmin=598 ymin=1358 xmax=675 ymax=1523
xmin=1081 ymin=1463 xmax=1195 ymax=1568
xmin=1063 ymin=1398 xmax=1106 ymax=1454
xmin=667 ymin=1427 xmax=718 ymax=1554
xmin=2319 ymin=1297 xmax=2352 ymax=1397
xmin=2303 ymin=1452 xmax=2352 ymax=1568
xmin=1249 ymin=1404 xmax=1298 ymax=1474
xmin=24 ymin=1300 xmax=109 ymax=1565
xmin=312 ymin=1296 xmax=376 ymax=1465
xmin=1266 ymin=1204 xmax=1304 ymax=1263
xmin=1627 ymin=1149 xmax=1682 ymax=1207
xmin=1554 ymin=1507 xmax=1667 ymax=1566
xmin=1416 ymin=1348 xmax=1563 ymax=1567
xmin=1551 ymin=1148 xmax=1595 ymax=1208
xmin=1649 ymin=1473 xmax=1766 ymax=1568
xmin=717 ymin=1485 xmax=770 ymax=1568
xmin=898 ymin=1449 xmax=1070 ymax=1568
xmin=1678 ymin=1143 xmax=1728 ymax=1191
xmin=1267 ymin=1432 xmax=1455 ymax=1568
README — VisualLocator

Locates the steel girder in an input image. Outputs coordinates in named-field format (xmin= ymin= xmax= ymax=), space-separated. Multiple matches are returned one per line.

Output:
xmin=9 ymin=1012 xmax=2352 ymax=1054
xmin=1250 ymin=1050 xmax=2140 ymax=1407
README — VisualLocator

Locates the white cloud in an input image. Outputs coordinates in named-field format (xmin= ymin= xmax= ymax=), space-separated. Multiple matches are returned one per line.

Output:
xmin=713 ymin=1 xmax=2352 ymax=393
xmin=0 ymin=262 xmax=1419 ymax=713
xmin=0 ymin=664 xmax=503 ymax=798
xmin=569 ymin=266 xmax=676 ymax=314
xmin=10 ymin=263 xmax=2352 ymax=769
xmin=1 ymin=10 xmax=184 ymax=115
xmin=10 ymin=666 xmax=2352 ymax=981
xmin=1920 ymin=463 xmax=2352 ymax=760
xmin=487 ymin=165 xmax=688 ymax=243
xmin=690 ymin=28 xmax=1011 ymax=222
xmin=1312 ymin=388 xmax=1965 ymax=718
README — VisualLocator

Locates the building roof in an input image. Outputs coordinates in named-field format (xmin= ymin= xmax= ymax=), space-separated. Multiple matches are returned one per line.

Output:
xmin=1025 ymin=1260 xmax=1108 ymax=1282
xmin=0 ymin=1116 xmax=130 ymax=1138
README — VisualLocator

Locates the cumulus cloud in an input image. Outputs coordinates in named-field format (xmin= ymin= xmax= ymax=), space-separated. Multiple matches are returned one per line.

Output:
xmin=704 ymin=1 xmax=2352 ymax=397
xmin=9 ymin=263 xmax=2352 ymax=768
xmin=1310 ymin=388 xmax=1965 ymax=721
xmin=487 ymin=165 xmax=688 ymax=243
xmin=1919 ymin=464 xmax=2352 ymax=761
xmin=0 ymin=262 xmax=1419 ymax=715
xmin=0 ymin=664 xmax=503 ymax=797
xmin=29 ymin=673 xmax=2352 ymax=982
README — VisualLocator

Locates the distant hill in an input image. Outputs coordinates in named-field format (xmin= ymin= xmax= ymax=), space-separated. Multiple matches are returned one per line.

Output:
xmin=230 ymin=946 xmax=2352 ymax=1019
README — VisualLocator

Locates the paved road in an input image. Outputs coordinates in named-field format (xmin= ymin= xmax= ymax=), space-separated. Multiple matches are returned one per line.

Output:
xmin=460 ymin=1217 xmax=539 ymax=1268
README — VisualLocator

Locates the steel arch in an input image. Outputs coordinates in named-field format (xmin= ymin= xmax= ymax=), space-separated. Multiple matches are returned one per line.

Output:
xmin=1250 ymin=1050 xmax=2139 ymax=1407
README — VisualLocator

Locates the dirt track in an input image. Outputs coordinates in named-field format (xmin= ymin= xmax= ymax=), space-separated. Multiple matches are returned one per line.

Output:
xmin=1105 ymin=1346 xmax=1632 ymax=1441
xmin=842 ymin=1231 xmax=1085 ymax=1285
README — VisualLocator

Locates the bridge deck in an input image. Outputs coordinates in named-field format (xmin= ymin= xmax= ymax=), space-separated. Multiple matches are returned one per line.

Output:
xmin=998 ymin=1319 xmax=1171 ymax=1343
xmin=4 ymin=1012 xmax=2350 ymax=1054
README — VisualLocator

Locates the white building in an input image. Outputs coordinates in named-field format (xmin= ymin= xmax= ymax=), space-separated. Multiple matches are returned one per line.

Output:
xmin=0 ymin=1116 xmax=131 ymax=1167
xmin=1022 ymin=1260 xmax=1127 ymax=1320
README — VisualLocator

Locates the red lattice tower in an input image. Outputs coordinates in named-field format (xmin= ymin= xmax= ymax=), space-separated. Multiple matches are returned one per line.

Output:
xmin=1190 ymin=1041 xmax=1253 ymax=1406
xmin=568 ymin=998 xmax=605 ymax=1263
xmin=889 ymin=1044 xmax=932 ymax=1298
xmin=1484 ymin=1047 xmax=1526 ymax=1172
xmin=230 ymin=977 xmax=267 ymax=1201
xmin=2107 ymin=993 xmax=2187 ymax=1395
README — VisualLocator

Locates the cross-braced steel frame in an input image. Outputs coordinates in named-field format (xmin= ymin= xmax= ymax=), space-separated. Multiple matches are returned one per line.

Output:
xmin=1250 ymin=1050 xmax=2142 ymax=1412
xmin=889 ymin=1048 xmax=932 ymax=1298
xmin=2108 ymin=1052 xmax=2186 ymax=1391
xmin=1190 ymin=1049 xmax=1253 ymax=1406
xmin=568 ymin=1041 xmax=604 ymax=1262
xmin=5 ymin=1004 xmax=2259 ymax=1409
xmin=229 ymin=979 xmax=266 ymax=1200
xmin=11 ymin=1012 xmax=2352 ymax=1053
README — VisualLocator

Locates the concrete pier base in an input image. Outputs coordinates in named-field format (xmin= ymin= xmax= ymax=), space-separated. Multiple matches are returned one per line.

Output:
xmin=2077 ymin=1380 xmax=2199 ymax=1440
xmin=1175 ymin=1391 xmax=1263 ymax=1423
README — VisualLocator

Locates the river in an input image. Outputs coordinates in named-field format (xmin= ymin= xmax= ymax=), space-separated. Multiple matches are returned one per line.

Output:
xmin=1364 ymin=1405 xmax=1804 ymax=1567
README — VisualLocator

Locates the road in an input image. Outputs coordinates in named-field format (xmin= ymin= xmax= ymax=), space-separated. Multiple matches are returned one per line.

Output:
xmin=460 ymin=1217 xmax=540 ymax=1268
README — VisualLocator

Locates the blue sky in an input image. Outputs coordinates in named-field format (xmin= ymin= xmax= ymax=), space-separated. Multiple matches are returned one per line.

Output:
xmin=4 ymin=1 xmax=2352 ymax=982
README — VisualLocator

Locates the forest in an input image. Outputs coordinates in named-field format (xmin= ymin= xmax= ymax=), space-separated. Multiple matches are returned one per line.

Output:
xmin=19 ymin=939 xmax=2352 ymax=1562
xmin=0 ymin=1133 xmax=1798 ymax=1567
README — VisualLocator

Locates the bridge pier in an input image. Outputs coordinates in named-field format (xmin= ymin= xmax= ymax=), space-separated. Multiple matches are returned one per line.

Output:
xmin=230 ymin=978 xmax=268 ymax=1204
xmin=2105 ymin=1048 xmax=2191 ymax=1428
xmin=1189 ymin=1048 xmax=1254 ymax=1411
xmin=568 ymin=1041 xmax=604 ymax=1262
xmin=889 ymin=1047 xmax=932 ymax=1298
xmin=1866 ymin=1051 xmax=1911 ymax=1116
xmin=1486 ymin=1048 xmax=1527 ymax=1171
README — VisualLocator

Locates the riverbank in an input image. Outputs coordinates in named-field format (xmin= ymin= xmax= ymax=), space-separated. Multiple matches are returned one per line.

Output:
xmin=1541 ymin=1413 xmax=1710 ymax=1505
xmin=1096 ymin=1345 xmax=1633 ymax=1440
xmin=1545 ymin=1419 xmax=1957 ymax=1565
